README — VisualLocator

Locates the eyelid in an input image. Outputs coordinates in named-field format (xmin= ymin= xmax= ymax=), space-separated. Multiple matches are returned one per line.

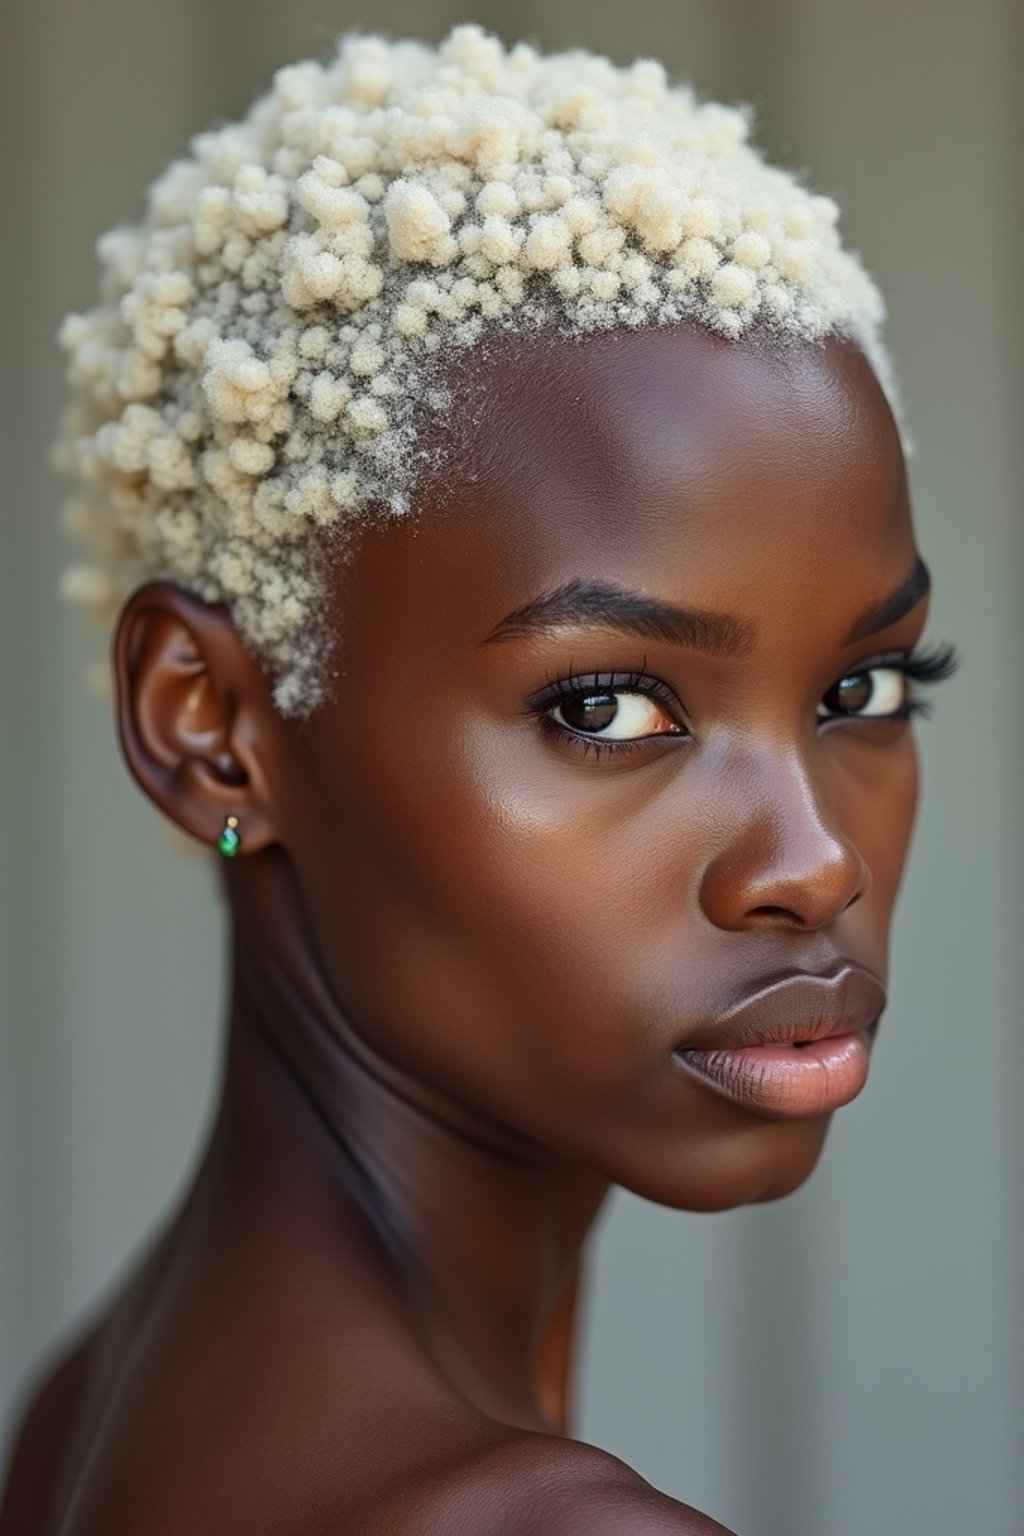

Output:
xmin=524 ymin=669 xmax=684 ymax=720
xmin=816 ymin=642 xmax=960 ymax=724
xmin=835 ymin=641 xmax=960 ymax=687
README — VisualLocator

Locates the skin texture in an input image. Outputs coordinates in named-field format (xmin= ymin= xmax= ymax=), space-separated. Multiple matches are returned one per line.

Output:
xmin=1 ymin=323 xmax=927 ymax=1535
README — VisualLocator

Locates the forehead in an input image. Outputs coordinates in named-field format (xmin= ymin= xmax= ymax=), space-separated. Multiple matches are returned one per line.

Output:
xmin=329 ymin=323 xmax=912 ymax=650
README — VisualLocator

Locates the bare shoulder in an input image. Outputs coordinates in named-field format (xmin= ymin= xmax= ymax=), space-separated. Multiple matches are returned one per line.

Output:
xmin=534 ymin=1442 xmax=736 ymax=1535
xmin=395 ymin=1432 xmax=739 ymax=1536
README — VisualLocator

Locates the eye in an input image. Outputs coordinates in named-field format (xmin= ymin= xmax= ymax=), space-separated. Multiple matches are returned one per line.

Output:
xmin=818 ymin=666 xmax=908 ymax=721
xmin=551 ymin=687 xmax=682 ymax=740
xmin=527 ymin=670 xmax=686 ymax=757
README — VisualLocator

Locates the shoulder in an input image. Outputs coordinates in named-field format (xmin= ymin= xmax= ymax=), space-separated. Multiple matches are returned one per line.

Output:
xmin=389 ymin=1432 xmax=739 ymax=1536
xmin=4 ymin=1311 xmax=733 ymax=1536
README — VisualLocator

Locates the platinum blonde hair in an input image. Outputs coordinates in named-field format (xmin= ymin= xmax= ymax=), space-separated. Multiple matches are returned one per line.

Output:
xmin=57 ymin=24 xmax=894 ymax=716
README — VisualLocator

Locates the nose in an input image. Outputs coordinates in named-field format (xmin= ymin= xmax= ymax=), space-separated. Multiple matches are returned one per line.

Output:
xmin=698 ymin=746 xmax=870 ymax=933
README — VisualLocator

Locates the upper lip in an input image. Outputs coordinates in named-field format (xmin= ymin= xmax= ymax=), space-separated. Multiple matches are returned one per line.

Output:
xmin=677 ymin=962 xmax=887 ymax=1052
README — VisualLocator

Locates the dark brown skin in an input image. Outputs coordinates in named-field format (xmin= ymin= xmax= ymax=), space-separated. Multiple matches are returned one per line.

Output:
xmin=1 ymin=323 xmax=928 ymax=1534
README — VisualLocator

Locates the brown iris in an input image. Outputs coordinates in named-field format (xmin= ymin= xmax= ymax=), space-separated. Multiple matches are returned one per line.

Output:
xmin=825 ymin=674 xmax=873 ymax=714
xmin=560 ymin=692 xmax=618 ymax=732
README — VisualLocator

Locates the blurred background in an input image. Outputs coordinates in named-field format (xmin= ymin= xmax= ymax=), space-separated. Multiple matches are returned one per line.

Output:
xmin=1 ymin=2 xmax=1021 ymax=1533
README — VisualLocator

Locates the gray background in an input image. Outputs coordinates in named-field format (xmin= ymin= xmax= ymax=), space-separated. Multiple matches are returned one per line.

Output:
xmin=2 ymin=3 xmax=1021 ymax=1533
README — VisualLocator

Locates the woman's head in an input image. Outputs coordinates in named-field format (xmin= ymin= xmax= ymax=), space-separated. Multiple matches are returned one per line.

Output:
xmin=58 ymin=23 xmax=894 ymax=716
xmin=112 ymin=317 xmax=940 ymax=1211
xmin=64 ymin=27 xmax=949 ymax=1211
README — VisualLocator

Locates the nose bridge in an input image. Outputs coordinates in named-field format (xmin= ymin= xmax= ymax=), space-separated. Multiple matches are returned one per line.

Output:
xmin=699 ymin=737 xmax=869 ymax=932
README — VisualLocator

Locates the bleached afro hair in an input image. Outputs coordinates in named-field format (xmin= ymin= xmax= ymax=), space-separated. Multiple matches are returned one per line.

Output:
xmin=57 ymin=23 xmax=895 ymax=717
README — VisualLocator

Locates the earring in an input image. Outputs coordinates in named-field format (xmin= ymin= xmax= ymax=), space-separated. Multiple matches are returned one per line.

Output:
xmin=217 ymin=814 xmax=241 ymax=858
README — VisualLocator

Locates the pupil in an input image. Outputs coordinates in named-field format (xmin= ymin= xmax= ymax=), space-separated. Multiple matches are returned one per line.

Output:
xmin=562 ymin=692 xmax=617 ymax=733
xmin=833 ymin=674 xmax=872 ymax=712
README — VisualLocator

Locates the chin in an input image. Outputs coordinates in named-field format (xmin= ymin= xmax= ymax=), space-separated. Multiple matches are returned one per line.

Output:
xmin=613 ymin=1114 xmax=834 ymax=1212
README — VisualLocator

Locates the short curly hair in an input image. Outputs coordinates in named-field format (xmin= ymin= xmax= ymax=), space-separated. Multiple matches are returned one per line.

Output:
xmin=57 ymin=23 xmax=895 ymax=716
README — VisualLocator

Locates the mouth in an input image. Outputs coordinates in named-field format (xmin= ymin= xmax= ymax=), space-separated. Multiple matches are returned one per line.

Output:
xmin=673 ymin=963 xmax=886 ymax=1119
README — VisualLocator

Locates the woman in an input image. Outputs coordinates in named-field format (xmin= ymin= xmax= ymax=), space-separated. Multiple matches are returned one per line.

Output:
xmin=0 ymin=26 xmax=956 ymax=1534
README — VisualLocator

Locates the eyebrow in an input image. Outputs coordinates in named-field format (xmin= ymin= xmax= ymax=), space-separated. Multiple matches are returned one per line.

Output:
xmin=842 ymin=556 xmax=931 ymax=643
xmin=485 ymin=557 xmax=931 ymax=655
xmin=484 ymin=578 xmax=753 ymax=656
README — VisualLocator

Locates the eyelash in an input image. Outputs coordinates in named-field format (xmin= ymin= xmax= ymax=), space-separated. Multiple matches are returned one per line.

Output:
xmin=527 ymin=643 xmax=961 ymax=761
xmin=531 ymin=669 xmax=677 ymax=760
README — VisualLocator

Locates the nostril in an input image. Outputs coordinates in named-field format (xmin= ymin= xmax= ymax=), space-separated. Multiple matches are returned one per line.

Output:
xmin=748 ymin=904 xmax=806 ymax=927
xmin=697 ymin=791 xmax=871 ymax=934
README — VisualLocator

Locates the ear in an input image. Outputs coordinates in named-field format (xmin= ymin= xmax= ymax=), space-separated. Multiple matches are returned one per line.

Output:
xmin=113 ymin=581 xmax=281 ymax=856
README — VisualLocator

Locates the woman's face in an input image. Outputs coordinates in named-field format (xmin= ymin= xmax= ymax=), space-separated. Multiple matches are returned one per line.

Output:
xmin=275 ymin=324 xmax=925 ymax=1209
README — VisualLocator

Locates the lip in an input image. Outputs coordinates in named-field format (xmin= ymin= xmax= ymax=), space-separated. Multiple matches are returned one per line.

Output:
xmin=674 ymin=963 xmax=886 ymax=1119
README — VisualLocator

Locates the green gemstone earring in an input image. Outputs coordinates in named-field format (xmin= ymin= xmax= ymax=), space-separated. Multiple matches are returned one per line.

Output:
xmin=217 ymin=814 xmax=241 ymax=858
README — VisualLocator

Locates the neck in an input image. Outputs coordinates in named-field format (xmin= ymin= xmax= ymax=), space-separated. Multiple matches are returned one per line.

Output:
xmin=203 ymin=848 xmax=608 ymax=1433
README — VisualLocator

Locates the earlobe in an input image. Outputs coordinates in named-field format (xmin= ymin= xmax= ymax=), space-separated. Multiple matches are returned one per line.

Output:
xmin=113 ymin=581 xmax=278 ymax=855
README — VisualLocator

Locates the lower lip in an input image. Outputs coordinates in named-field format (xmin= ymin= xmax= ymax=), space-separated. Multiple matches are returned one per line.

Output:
xmin=674 ymin=1030 xmax=872 ymax=1119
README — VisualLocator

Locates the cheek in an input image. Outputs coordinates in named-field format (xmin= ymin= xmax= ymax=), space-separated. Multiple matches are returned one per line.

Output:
xmin=289 ymin=712 xmax=698 ymax=1129
xmin=841 ymin=731 xmax=920 ymax=952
